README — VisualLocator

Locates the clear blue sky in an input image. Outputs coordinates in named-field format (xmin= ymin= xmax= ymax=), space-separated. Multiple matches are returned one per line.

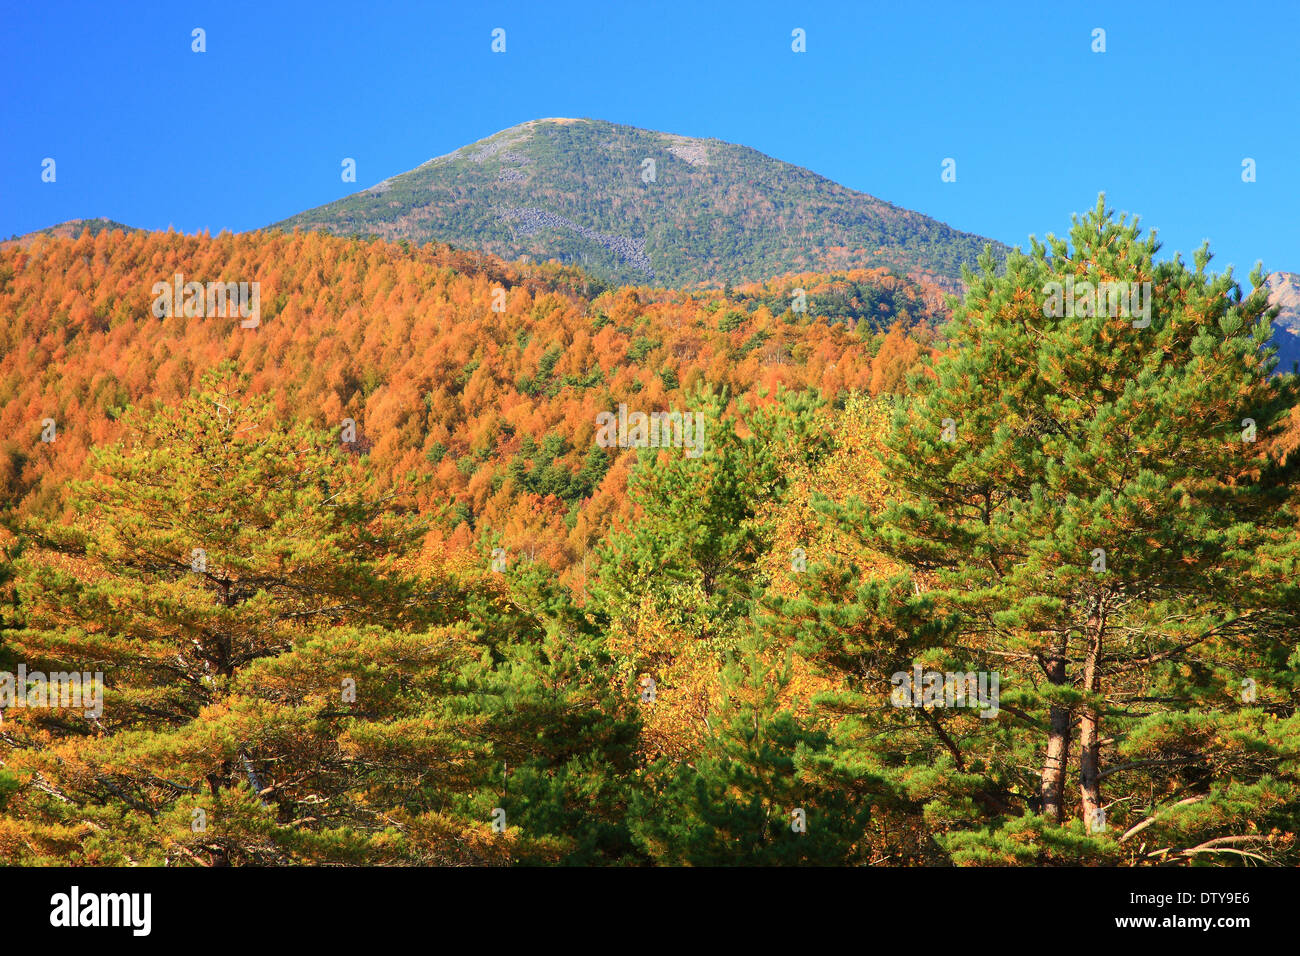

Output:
xmin=3 ymin=0 xmax=1297 ymax=276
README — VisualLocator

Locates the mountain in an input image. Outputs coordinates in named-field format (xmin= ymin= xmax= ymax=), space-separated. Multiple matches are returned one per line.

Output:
xmin=1268 ymin=271 xmax=1300 ymax=372
xmin=272 ymin=118 xmax=1007 ymax=289
xmin=3 ymin=217 xmax=139 ymax=247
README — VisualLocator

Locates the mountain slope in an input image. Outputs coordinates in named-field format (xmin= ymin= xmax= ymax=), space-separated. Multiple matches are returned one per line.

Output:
xmin=1268 ymin=271 xmax=1300 ymax=372
xmin=0 ymin=229 xmax=940 ymax=550
xmin=273 ymin=118 xmax=1007 ymax=288
xmin=4 ymin=217 xmax=139 ymax=247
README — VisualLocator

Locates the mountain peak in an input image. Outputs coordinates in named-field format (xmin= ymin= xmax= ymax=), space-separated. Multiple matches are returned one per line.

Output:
xmin=274 ymin=118 xmax=1005 ymax=287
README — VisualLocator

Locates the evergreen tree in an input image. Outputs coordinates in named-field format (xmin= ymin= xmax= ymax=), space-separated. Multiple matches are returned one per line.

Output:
xmin=631 ymin=637 xmax=875 ymax=865
xmin=0 ymin=363 xmax=473 ymax=864
xmin=448 ymin=562 xmax=644 ymax=865
xmin=863 ymin=196 xmax=1300 ymax=861
xmin=592 ymin=387 xmax=830 ymax=669
xmin=589 ymin=387 xmax=832 ymax=763
xmin=764 ymin=395 xmax=1004 ymax=864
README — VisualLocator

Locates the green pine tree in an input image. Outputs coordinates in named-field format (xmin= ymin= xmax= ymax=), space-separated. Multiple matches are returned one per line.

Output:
xmin=1 ymin=363 xmax=476 ymax=864
xmin=591 ymin=386 xmax=830 ymax=680
xmin=631 ymin=637 xmax=875 ymax=865
xmin=865 ymin=196 xmax=1300 ymax=862
xmin=448 ymin=562 xmax=644 ymax=865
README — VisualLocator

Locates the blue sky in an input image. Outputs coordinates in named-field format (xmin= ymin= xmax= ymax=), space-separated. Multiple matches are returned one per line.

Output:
xmin=3 ymin=0 xmax=1297 ymax=278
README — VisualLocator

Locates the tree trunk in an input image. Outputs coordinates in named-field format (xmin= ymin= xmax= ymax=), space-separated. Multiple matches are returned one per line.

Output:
xmin=1079 ymin=599 xmax=1105 ymax=829
xmin=1039 ymin=631 xmax=1071 ymax=823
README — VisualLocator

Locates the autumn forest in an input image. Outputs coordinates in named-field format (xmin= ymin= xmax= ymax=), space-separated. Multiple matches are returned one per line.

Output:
xmin=0 ymin=193 xmax=1297 ymax=869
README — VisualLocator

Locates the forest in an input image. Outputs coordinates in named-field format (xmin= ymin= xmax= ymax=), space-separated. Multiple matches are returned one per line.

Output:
xmin=0 ymin=197 xmax=1297 ymax=866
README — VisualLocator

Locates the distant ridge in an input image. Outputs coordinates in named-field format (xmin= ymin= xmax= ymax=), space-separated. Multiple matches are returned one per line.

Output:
xmin=4 ymin=217 xmax=140 ymax=248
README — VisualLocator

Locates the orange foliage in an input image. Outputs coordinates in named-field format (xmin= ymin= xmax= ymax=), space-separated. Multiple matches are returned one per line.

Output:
xmin=0 ymin=229 xmax=938 ymax=572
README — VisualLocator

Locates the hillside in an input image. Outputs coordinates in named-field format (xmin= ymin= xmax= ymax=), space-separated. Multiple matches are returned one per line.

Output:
xmin=272 ymin=118 xmax=1007 ymax=288
xmin=3 ymin=216 xmax=139 ymax=247
xmin=0 ymin=228 xmax=942 ymax=578
xmin=3 ymin=205 xmax=1297 ymax=870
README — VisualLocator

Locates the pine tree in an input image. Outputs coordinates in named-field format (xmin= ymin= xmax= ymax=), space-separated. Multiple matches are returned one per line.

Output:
xmin=0 ymin=525 xmax=19 ymax=828
xmin=589 ymin=387 xmax=831 ymax=760
xmin=447 ymin=562 xmax=644 ymax=865
xmin=764 ymin=394 xmax=1003 ymax=864
xmin=865 ymin=196 xmax=1300 ymax=861
xmin=630 ymin=637 xmax=874 ymax=865
xmin=1 ymin=363 xmax=474 ymax=864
